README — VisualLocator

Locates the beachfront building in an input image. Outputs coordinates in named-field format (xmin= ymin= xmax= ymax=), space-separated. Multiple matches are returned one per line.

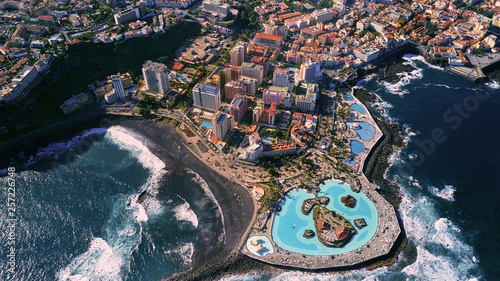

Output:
xmin=353 ymin=43 xmax=384 ymax=62
xmin=229 ymin=94 xmax=248 ymax=123
xmin=193 ymin=83 xmax=221 ymax=112
xmin=202 ymin=0 xmax=230 ymax=17
xmin=212 ymin=111 xmax=234 ymax=141
xmin=241 ymin=62 xmax=264 ymax=85
xmin=12 ymin=65 xmax=39 ymax=89
xmin=230 ymin=42 xmax=247 ymax=66
xmin=142 ymin=60 xmax=170 ymax=94
xmin=262 ymin=143 xmax=296 ymax=157
xmin=241 ymin=143 xmax=263 ymax=162
xmin=295 ymin=83 xmax=318 ymax=112
xmin=111 ymin=75 xmax=126 ymax=99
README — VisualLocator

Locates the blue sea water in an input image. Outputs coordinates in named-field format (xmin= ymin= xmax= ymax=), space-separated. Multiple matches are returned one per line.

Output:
xmin=219 ymin=55 xmax=500 ymax=280
xmin=0 ymin=126 xmax=225 ymax=280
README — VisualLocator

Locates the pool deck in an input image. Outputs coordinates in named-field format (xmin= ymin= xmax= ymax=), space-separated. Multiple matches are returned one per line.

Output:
xmin=241 ymin=89 xmax=401 ymax=269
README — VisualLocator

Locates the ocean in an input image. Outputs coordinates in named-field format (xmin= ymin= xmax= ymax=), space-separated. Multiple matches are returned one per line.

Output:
xmin=0 ymin=126 xmax=225 ymax=280
xmin=1 ymin=54 xmax=500 ymax=281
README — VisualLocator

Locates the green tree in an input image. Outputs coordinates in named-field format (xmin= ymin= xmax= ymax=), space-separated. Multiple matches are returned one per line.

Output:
xmin=157 ymin=56 xmax=169 ymax=64
xmin=139 ymin=108 xmax=150 ymax=115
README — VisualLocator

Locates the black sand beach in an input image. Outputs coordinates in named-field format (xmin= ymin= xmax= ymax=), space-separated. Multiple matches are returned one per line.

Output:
xmin=115 ymin=117 xmax=256 ymax=265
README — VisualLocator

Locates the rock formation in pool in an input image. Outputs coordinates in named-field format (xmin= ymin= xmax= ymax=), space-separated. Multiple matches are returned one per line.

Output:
xmin=341 ymin=195 xmax=356 ymax=208
xmin=303 ymin=229 xmax=315 ymax=238
xmin=302 ymin=196 xmax=330 ymax=215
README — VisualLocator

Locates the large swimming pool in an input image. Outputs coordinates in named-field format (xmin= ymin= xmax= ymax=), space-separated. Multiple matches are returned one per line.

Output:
xmin=350 ymin=140 xmax=365 ymax=155
xmin=348 ymin=121 xmax=375 ymax=141
xmin=351 ymin=103 xmax=366 ymax=114
xmin=271 ymin=180 xmax=378 ymax=256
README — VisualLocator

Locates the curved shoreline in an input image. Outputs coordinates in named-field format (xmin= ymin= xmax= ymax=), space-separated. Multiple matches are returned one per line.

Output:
xmin=0 ymin=115 xmax=255 ymax=273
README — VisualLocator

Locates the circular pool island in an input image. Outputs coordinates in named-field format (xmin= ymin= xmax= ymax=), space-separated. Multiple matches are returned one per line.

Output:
xmin=271 ymin=180 xmax=378 ymax=256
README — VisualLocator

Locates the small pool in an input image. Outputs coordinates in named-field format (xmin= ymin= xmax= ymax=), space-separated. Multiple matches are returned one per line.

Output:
xmin=200 ymin=122 xmax=212 ymax=128
xmin=288 ymin=67 xmax=298 ymax=72
xmin=246 ymin=235 xmax=274 ymax=256
xmin=343 ymin=94 xmax=354 ymax=101
xmin=351 ymin=104 xmax=366 ymax=114
xmin=344 ymin=159 xmax=355 ymax=166
xmin=348 ymin=121 xmax=375 ymax=141
xmin=350 ymin=140 xmax=365 ymax=155
xmin=262 ymin=136 xmax=272 ymax=144
xmin=271 ymin=180 xmax=378 ymax=256
xmin=168 ymin=72 xmax=176 ymax=79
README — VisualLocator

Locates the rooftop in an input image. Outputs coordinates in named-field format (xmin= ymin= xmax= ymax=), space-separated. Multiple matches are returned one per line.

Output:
xmin=255 ymin=32 xmax=283 ymax=41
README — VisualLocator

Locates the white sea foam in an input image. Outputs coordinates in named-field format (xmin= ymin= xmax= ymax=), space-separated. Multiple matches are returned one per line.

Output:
xmin=367 ymin=91 xmax=395 ymax=123
xmin=106 ymin=126 xmax=165 ymax=173
xmin=397 ymin=175 xmax=479 ymax=280
xmin=402 ymin=246 xmax=461 ymax=281
xmin=429 ymin=185 xmax=455 ymax=201
xmin=57 ymin=237 xmax=124 ymax=281
xmin=380 ymin=56 xmax=424 ymax=96
xmin=107 ymin=126 xmax=167 ymax=217
xmin=188 ymin=170 xmax=226 ymax=245
xmin=173 ymin=201 xmax=199 ymax=228
xmin=403 ymin=54 xmax=445 ymax=71
xmin=58 ymin=126 xmax=170 ymax=280
xmin=58 ymin=194 xmax=150 ymax=281
xmin=486 ymin=80 xmax=500 ymax=89
xmin=164 ymin=242 xmax=194 ymax=268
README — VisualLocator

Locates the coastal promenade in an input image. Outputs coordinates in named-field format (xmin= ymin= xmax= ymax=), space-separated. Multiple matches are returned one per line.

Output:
xmin=240 ymin=89 xmax=401 ymax=269
xmin=446 ymin=65 xmax=486 ymax=82
xmin=446 ymin=53 xmax=500 ymax=82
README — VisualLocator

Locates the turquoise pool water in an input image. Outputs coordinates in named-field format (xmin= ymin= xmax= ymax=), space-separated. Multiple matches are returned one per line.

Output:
xmin=351 ymin=104 xmax=366 ymax=114
xmin=344 ymin=159 xmax=355 ymax=166
xmin=343 ymin=94 xmax=354 ymax=101
xmin=350 ymin=140 xmax=365 ymax=155
xmin=200 ymin=122 xmax=212 ymax=128
xmin=262 ymin=136 xmax=272 ymax=144
xmin=348 ymin=121 xmax=375 ymax=141
xmin=271 ymin=180 xmax=378 ymax=256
